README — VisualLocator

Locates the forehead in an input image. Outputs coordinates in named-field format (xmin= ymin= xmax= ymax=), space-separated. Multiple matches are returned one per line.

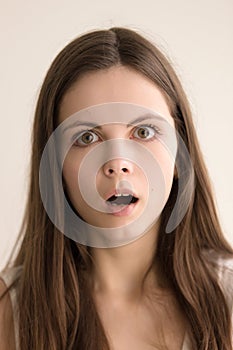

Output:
xmin=59 ymin=66 xmax=174 ymax=127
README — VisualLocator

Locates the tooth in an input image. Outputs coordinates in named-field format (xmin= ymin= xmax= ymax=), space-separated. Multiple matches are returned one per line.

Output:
xmin=115 ymin=193 xmax=133 ymax=196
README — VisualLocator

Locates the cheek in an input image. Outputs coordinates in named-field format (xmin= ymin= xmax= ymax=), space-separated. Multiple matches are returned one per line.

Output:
xmin=62 ymin=153 xmax=82 ymax=198
xmin=149 ymin=144 xmax=176 ymax=193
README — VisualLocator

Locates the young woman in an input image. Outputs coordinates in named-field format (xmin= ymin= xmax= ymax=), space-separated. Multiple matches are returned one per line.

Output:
xmin=0 ymin=27 xmax=232 ymax=350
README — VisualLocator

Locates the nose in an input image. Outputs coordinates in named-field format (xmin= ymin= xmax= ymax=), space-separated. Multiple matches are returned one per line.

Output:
xmin=103 ymin=159 xmax=133 ymax=177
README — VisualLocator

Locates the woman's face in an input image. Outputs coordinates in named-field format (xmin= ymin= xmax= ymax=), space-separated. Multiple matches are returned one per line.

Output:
xmin=59 ymin=66 xmax=176 ymax=230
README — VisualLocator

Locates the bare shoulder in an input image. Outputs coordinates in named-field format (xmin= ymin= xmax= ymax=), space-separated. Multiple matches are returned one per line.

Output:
xmin=0 ymin=278 xmax=16 ymax=350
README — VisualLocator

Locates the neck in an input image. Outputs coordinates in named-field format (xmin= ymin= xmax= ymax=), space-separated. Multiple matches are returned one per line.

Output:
xmin=90 ymin=221 xmax=165 ymax=302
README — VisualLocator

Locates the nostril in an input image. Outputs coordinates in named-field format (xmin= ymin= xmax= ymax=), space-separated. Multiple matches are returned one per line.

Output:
xmin=103 ymin=162 xmax=133 ymax=176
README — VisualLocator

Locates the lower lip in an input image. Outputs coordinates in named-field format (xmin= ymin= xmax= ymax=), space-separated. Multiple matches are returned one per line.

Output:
xmin=106 ymin=201 xmax=138 ymax=217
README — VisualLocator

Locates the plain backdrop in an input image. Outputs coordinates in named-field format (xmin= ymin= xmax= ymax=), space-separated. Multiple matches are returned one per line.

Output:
xmin=0 ymin=0 xmax=232 ymax=270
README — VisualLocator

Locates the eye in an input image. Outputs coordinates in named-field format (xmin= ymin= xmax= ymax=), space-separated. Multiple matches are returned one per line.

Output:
xmin=73 ymin=130 xmax=100 ymax=147
xmin=133 ymin=124 xmax=160 ymax=141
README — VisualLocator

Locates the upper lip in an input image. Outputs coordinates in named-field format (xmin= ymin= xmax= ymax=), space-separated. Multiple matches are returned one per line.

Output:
xmin=104 ymin=188 xmax=138 ymax=201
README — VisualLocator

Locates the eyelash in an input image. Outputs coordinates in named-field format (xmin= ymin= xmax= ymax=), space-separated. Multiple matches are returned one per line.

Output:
xmin=72 ymin=124 xmax=162 ymax=147
xmin=133 ymin=124 xmax=161 ymax=142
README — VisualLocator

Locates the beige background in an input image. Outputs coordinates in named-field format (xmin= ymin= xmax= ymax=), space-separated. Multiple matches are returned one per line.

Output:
xmin=0 ymin=0 xmax=232 ymax=270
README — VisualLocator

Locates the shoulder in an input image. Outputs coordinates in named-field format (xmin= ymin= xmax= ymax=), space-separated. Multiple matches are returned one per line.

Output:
xmin=202 ymin=249 xmax=233 ymax=280
xmin=202 ymin=249 xmax=233 ymax=311
xmin=0 ymin=277 xmax=16 ymax=350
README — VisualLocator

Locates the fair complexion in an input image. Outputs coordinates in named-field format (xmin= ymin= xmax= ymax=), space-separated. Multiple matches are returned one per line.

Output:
xmin=59 ymin=66 xmax=186 ymax=348
xmin=59 ymin=66 xmax=185 ymax=350
xmin=0 ymin=66 xmax=185 ymax=350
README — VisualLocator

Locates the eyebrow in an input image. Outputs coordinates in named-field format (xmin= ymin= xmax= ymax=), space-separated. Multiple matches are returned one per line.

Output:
xmin=62 ymin=113 xmax=168 ymax=133
xmin=126 ymin=114 xmax=168 ymax=127
xmin=62 ymin=121 xmax=100 ymax=134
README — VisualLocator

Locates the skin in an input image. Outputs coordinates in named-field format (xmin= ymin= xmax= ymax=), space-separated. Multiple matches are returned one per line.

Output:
xmin=0 ymin=65 xmax=185 ymax=350
xmin=59 ymin=66 xmax=177 ymax=303
xmin=0 ymin=65 xmax=186 ymax=350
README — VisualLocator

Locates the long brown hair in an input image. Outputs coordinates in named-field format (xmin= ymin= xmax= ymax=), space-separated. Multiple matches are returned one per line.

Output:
xmin=1 ymin=27 xmax=233 ymax=349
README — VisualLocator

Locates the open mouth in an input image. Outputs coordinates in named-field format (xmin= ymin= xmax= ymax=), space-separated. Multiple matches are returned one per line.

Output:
xmin=106 ymin=194 xmax=139 ymax=206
